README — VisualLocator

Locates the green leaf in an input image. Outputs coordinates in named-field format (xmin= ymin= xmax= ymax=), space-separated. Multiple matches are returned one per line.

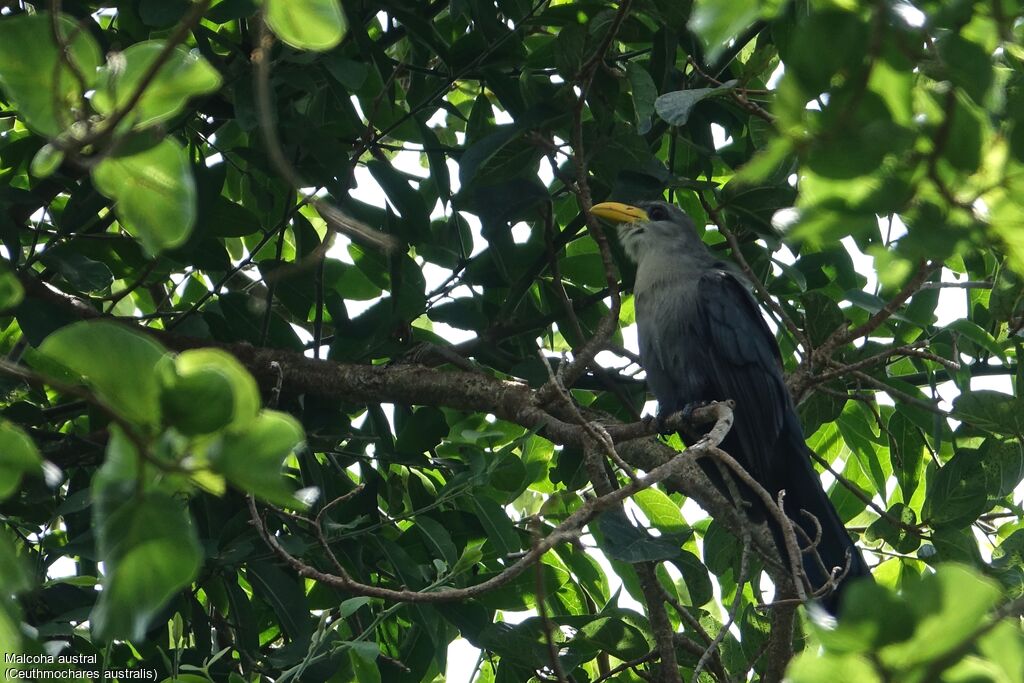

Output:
xmin=787 ymin=652 xmax=881 ymax=683
xmin=160 ymin=349 xmax=261 ymax=435
xmin=880 ymin=564 xmax=1001 ymax=669
xmin=209 ymin=410 xmax=304 ymax=506
xmin=990 ymin=265 xmax=1024 ymax=323
xmin=265 ymin=0 xmax=347 ymax=51
xmin=206 ymin=0 xmax=260 ymax=24
xmin=0 ymin=13 xmax=100 ymax=137
xmin=458 ymin=126 xmax=534 ymax=189
xmin=783 ymin=10 xmax=868 ymax=93
xmin=0 ymin=263 xmax=24 ymax=310
xmin=470 ymin=497 xmax=521 ymax=558
xmin=395 ymin=407 xmax=448 ymax=456
xmin=575 ymin=616 xmax=649 ymax=660
xmin=338 ymin=597 xmax=372 ymax=619
xmin=93 ymin=42 xmax=222 ymax=130
xmin=38 ymin=320 xmax=169 ymax=426
xmin=626 ymin=62 xmax=657 ymax=134
xmin=981 ymin=439 xmax=1024 ymax=501
xmin=138 ymin=0 xmax=188 ymax=27
xmin=954 ymin=390 xmax=1024 ymax=437
xmin=865 ymin=504 xmax=920 ymax=554
xmin=688 ymin=1 xmax=761 ymax=64
xmin=947 ymin=318 xmax=1005 ymax=362
xmin=670 ymin=550 xmax=713 ymax=607
xmin=941 ymin=93 xmax=986 ymax=172
xmin=887 ymin=411 xmax=924 ymax=501
xmin=326 ymin=259 xmax=382 ymax=301
xmin=451 ymin=539 xmax=485 ymax=576
xmin=348 ymin=642 xmax=381 ymax=683
xmin=486 ymin=449 xmax=527 ymax=499
xmin=203 ymin=196 xmax=261 ymax=237
xmin=91 ymin=137 xmax=197 ymax=254
xmin=477 ymin=621 xmax=552 ymax=668
xmin=366 ymin=160 xmax=430 ymax=243
xmin=978 ymin=621 xmax=1024 ymax=683
xmin=30 ymin=143 xmax=64 ymax=178
xmin=929 ymin=526 xmax=984 ymax=566
xmin=40 ymin=246 xmax=114 ymax=293
xmin=654 ymin=81 xmax=737 ymax=127
xmin=597 ymin=508 xmax=681 ymax=563
xmin=91 ymin=491 xmax=202 ymax=641
xmin=935 ymin=34 xmax=993 ymax=104
xmin=808 ymin=579 xmax=915 ymax=654
xmin=923 ymin=450 xmax=988 ymax=529
xmin=633 ymin=488 xmax=688 ymax=535
xmin=246 ymin=560 xmax=314 ymax=640
xmin=702 ymin=521 xmax=741 ymax=575
xmin=0 ymin=527 xmax=32 ymax=595
xmin=0 ymin=421 xmax=44 ymax=500
xmin=414 ymin=516 xmax=458 ymax=568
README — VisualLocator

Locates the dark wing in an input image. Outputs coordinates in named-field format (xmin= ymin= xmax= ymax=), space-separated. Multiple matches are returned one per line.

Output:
xmin=693 ymin=269 xmax=790 ymax=483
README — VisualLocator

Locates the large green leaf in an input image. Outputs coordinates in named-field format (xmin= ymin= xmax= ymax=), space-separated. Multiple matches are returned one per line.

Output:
xmin=0 ymin=13 xmax=100 ymax=137
xmin=687 ymin=1 xmax=762 ymax=64
xmin=954 ymin=390 xmax=1024 ymax=437
xmin=91 ymin=137 xmax=197 ymax=254
xmin=632 ymin=487 xmax=688 ymax=535
xmin=93 ymin=42 xmax=222 ymax=129
xmin=597 ymin=508 xmax=682 ymax=563
xmin=923 ymin=450 xmax=988 ymax=529
xmin=91 ymin=491 xmax=202 ymax=641
xmin=880 ymin=564 xmax=1002 ymax=669
xmin=0 ymin=421 xmax=44 ymax=500
xmin=265 ymin=0 xmax=347 ymax=51
xmin=160 ymin=348 xmax=261 ymax=435
xmin=655 ymin=81 xmax=737 ymax=127
xmin=0 ymin=264 xmax=24 ymax=310
xmin=887 ymin=411 xmax=924 ymax=501
xmin=209 ymin=410 xmax=304 ymax=506
xmin=38 ymin=321 xmax=168 ymax=427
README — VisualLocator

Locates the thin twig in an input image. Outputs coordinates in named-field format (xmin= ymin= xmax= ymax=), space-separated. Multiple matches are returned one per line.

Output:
xmin=831 ymin=260 xmax=937 ymax=348
xmin=246 ymin=404 xmax=735 ymax=605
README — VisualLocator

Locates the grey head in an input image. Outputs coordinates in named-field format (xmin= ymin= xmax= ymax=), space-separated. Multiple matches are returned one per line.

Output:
xmin=590 ymin=199 xmax=713 ymax=267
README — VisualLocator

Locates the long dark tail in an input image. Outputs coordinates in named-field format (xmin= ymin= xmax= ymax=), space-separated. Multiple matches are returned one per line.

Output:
xmin=699 ymin=420 xmax=872 ymax=614
xmin=773 ymin=426 xmax=872 ymax=614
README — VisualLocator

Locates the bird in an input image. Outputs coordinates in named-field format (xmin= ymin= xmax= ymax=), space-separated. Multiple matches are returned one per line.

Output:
xmin=591 ymin=199 xmax=871 ymax=614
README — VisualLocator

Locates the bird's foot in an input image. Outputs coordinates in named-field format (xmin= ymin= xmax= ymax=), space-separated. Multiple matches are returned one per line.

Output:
xmin=642 ymin=412 xmax=673 ymax=435
xmin=681 ymin=400 xmax=712 ymax=422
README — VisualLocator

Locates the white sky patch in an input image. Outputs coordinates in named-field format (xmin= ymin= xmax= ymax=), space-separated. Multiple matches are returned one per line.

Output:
xmin=841 ymin=236 xmax=878 ymax=295
xmin=47 ymin=556 xmax=78 ymax=580
xmin=510 ymin=221 xmax=531 ymax=244
xmin=893 ymin=2 xmax=927 ymax=28
xmin=494 ymin=108 xmax=514 ymax=125
xmin=446 ymin=640 xmax=480 ymax=680
xmin=710 ymin=123 xmax=732 ymax=149
xmin=771 ymin=207 xmax=800 ymax=234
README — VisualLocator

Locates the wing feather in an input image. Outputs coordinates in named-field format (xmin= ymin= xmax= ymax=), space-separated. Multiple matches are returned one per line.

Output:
xmin=694 ymin=270 xmax=789 ymax=482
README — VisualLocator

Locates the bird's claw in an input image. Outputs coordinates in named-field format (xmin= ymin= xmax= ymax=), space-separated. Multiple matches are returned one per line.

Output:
xmin=642 ymin=413 xmax=673 ymax=435
xmin=681 ymin=400 xmax=712 ymax=422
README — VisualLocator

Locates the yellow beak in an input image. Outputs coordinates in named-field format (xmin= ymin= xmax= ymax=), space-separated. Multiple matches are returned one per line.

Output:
xmin=590 ymin=202 xmax=649 ymax=225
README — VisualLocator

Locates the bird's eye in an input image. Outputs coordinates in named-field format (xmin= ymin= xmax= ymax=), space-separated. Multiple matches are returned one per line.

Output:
xmin=647 ymin=205 xmax=667 ymax=221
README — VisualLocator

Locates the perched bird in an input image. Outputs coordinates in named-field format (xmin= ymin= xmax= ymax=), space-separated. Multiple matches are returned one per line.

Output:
xmin=591 ymin=199 xmax=871 ymax=613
